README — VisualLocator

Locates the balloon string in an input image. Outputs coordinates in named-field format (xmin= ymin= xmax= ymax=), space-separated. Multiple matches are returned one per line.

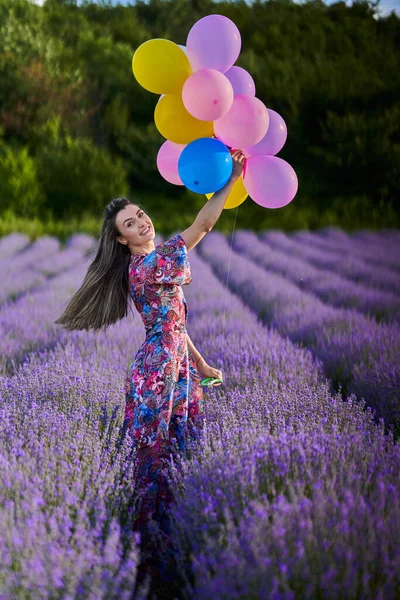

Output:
xmin=222 ymin=205 xmax=239 ymax=341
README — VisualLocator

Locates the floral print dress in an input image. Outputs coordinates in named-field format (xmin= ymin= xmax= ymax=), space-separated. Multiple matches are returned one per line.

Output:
xmin=123 ymin=234 xmax=205 ymax=566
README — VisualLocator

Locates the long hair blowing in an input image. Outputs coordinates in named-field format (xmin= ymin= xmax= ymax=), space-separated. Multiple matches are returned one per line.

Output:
xmin=55 ymin=197 xmax=145 ymax=332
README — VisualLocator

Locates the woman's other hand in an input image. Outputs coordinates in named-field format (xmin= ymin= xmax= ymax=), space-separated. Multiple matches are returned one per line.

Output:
xmin=196 ymin=358 xmax=223 ymax=386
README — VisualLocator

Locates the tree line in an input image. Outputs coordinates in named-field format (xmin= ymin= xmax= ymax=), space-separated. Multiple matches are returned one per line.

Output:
xmin=0 ymin=0 xmax=399 ymax=234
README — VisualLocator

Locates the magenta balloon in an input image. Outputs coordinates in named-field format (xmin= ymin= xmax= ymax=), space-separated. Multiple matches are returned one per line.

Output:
xmin=243 ymin=108 xmax=287 ymax=157
xmin=182 ymin=69 xmax=234 ymax=121
xmin=186 ymin=14 xmax=241 ymax=73
xmin=243 ymin=155 xmax=298 ymax=209
xmin=214 ymin=94 xmax=269 ymax=148
xmin=224 ymin=66 xmax=256 ymax=96
xmin=157 ymin=141 xmax=186 ymax=185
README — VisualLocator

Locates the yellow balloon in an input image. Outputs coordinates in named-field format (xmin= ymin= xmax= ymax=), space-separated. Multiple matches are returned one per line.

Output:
xmin=206 ymin=176 xmax=248 ymax=209
xmin=155 ymin=93 xmax=214 ymax=144
xmin=132 ymin=39 xmax=192 ymax=94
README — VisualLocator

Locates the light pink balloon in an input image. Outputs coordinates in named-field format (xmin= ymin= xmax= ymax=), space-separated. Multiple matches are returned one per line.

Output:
xmin=243 ymin=108 xmax=287 ymax=157
xmin=214 ymin=94 xmax=269 ymax=148
xmin=243 ymin=155 xmax=298 ymax=209
xmin=186 ymin=14 xmax=241 ymax=73
xmin=182 ymin=69 xmax=234 ymax=121
xmin=157 ymin=141 xmax=186 ymax=185
xmin=224 ymin=66 xmax=255 ymax=96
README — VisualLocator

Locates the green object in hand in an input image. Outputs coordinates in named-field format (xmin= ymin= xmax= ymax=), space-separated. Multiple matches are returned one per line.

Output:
xmin=201 ymin=377 xmax=223 ymax=387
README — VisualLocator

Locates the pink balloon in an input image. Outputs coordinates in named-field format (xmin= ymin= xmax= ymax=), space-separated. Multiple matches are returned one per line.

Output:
xmin=224 ymin=66 xmax=256 ymax=96
xmin=186 ymin=14 xmax=241 ymax=73
xmin=182 ymin=69 xmax=234 ymax=121
xmin=243 ymin=108 xmax=287 ymax=157
xmin=243 ymin=155 xmax=298 ymax=209
xmin=157 ymin=141 xmax=186 ymax=185
xmin=214 ymin=94 xmax=269 ymax=148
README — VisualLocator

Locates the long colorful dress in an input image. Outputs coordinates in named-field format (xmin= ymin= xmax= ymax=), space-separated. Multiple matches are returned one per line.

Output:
xmin=123 ymin=233 xmax=205 ymax=567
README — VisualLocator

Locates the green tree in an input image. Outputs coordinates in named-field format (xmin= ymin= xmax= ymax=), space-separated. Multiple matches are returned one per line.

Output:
xmin=0 ymin=131 xmax=44 ymax=217
xmin=32 ymin=116 xmax=129 ymax=219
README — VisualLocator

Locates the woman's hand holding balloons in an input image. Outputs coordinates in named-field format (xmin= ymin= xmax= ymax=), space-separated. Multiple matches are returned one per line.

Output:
xmin=229 ymin=149 xmax=246 ymax=181
xmin=204 ymin=147 xmax=248 ymax=208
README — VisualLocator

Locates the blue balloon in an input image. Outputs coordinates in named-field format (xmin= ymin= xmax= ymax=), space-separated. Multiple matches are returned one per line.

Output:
xmin=178 ymin=137 xmax=233 ymax=194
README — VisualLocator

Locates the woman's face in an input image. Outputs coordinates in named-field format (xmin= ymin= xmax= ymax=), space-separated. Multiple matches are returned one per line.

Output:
xmin=115 ymin=204 xmax=155 ymax=255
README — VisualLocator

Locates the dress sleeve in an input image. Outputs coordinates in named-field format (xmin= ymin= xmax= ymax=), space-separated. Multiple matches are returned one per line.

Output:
xmin=140 ymin=234 xmax=192 ymax=286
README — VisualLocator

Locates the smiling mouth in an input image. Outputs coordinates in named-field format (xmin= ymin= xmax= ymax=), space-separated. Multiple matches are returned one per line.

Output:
xmin=141 ymin=226 xmax=151 ymax=235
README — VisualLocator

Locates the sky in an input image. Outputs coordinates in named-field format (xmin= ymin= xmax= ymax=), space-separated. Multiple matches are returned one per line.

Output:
xmin=29 ymin=0 xmax=400 ymax=18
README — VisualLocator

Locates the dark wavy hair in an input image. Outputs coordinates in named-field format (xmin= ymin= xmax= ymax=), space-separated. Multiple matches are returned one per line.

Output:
xmin=55 ymin=197 xmax=147 ymax=331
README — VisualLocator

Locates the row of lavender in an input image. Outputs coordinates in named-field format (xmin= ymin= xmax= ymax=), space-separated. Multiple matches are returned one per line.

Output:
xmin=296 ymin=227 xmax=400 ymax=274
xmin=231 ymin=230 xmax=400 ymax=324
xmin=0 ymin=233 xmax=96 ymax=307
xmin=198 ymin=231 xmax=400 ymax=435
xmin=261 ymin=229 xmax=400 ymax=296
xmin=1 ymin=232 xmax=400 ymax=598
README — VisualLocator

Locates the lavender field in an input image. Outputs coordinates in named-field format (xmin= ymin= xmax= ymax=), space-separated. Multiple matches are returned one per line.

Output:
xmin=1 ymin=228 xmax=400 ymax=600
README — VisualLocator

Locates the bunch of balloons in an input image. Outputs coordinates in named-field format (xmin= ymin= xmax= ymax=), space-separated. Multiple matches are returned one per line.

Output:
xmin=132 ymin=14 xmax=298 ymax=209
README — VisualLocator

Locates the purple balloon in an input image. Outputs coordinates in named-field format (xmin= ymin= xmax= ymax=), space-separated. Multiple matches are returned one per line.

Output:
xmin=243 ymin=108 xmax=288 ymax=157
xmin=224 ymin=66 xmax=256 ymax=96
xmin=243 ymin=155 xmax=298 ymax=209
xmin=186 ymin=14 xmax=241 ymax=73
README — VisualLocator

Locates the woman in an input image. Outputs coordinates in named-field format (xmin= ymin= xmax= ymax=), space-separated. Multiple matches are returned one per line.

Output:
xmin=55 ymin=149 xmax=246 ymax=584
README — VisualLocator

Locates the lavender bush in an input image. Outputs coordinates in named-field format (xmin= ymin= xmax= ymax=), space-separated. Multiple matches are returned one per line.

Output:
xmin=0 ymin=344 xmax=150 ymax=600
xmin=0 ymin=233 xmax=30 ymax=259
xmin=170 ymin=422 xmax=400 ymax=599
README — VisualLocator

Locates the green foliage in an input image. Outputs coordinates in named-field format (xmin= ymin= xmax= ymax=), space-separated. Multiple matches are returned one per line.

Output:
xmin=31 ymin=116 xmax=130 ymax=219
xmin=310 ymin=106 xmax=400 ymax=204
xmin=0 ymin=131 xmax=45 ymax=217
xmin=0 ymin=0 xmax=399 ymax=234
